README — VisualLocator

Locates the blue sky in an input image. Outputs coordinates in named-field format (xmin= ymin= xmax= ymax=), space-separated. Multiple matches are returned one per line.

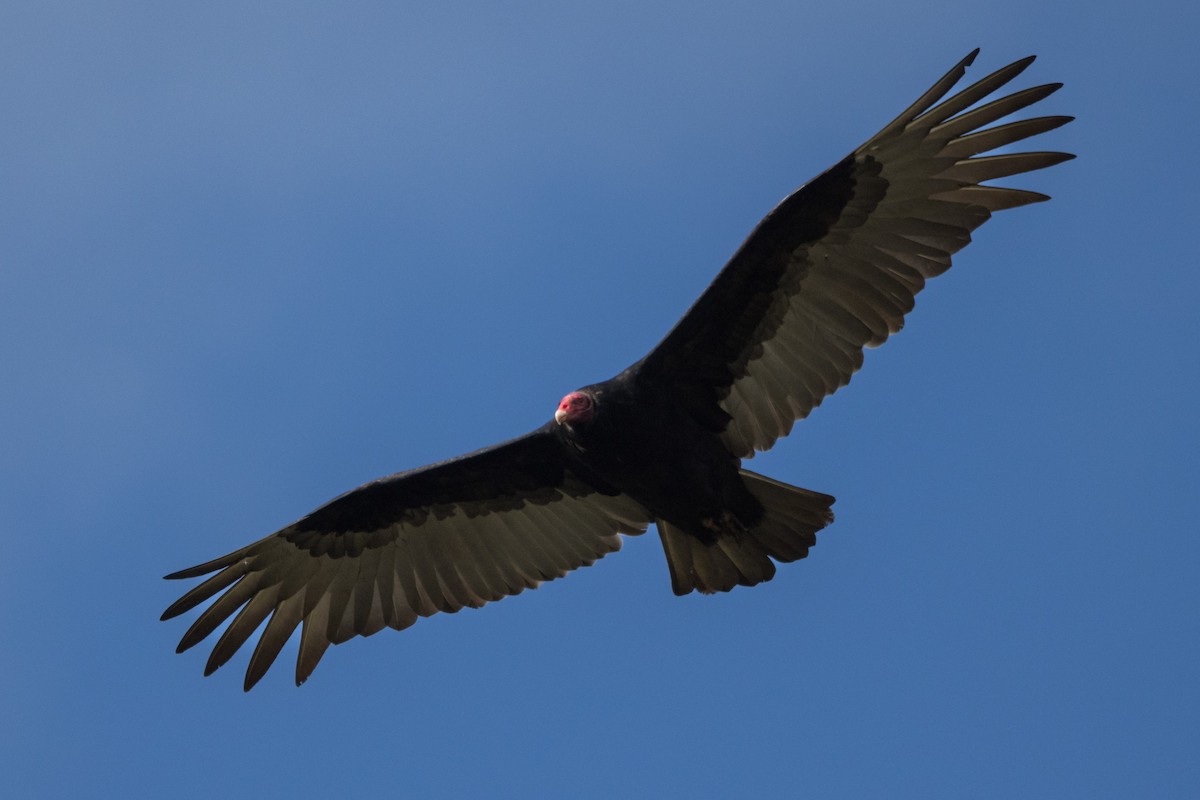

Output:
xmin=2 ymin=1 xmax=1196 ymax=797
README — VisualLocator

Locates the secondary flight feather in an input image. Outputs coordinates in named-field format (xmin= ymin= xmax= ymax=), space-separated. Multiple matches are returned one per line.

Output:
xmin=163 ymin=50 xmax=1073 ymax=690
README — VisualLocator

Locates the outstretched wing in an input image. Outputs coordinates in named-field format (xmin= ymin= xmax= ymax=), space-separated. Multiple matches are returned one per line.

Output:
xmin=161 ymin=424 xmax=650 ymax=690
xmin=637 ymin=50 xmax=1073 ymax=457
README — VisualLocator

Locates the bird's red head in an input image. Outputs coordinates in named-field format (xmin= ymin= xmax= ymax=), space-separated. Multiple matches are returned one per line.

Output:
xmin=555 ymin=391 xmax=595 ymax=426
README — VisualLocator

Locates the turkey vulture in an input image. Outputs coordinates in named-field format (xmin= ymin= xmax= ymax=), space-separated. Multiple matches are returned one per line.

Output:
xmin=163 ymin=50 xmax=1072 ymax=690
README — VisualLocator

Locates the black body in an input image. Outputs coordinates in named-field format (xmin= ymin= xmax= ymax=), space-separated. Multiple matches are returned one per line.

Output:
xmin=162 ymin=50 xmax=1073 ymax=690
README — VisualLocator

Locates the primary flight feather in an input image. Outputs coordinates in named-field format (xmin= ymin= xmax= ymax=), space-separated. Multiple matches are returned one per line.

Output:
xmin=163 ymin=50 xmax=1073 ymax=690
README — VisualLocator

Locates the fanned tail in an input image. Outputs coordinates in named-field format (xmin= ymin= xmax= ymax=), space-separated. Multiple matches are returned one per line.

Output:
xmin=657 ymin=469 xmax=835 ymax=595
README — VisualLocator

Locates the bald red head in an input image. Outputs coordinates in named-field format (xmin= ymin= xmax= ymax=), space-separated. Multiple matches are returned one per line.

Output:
xmin=555 ymin=391 xmax=595 ymax=426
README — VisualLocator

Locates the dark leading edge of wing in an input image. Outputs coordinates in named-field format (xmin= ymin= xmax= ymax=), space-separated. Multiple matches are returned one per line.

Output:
xmin=163 ymin=50 xmax=1072 ymax=690
xmin=638 ymin=50 xmax=1073 ymax=456
xmin=161 ymin=426 xmax=651 ymax=690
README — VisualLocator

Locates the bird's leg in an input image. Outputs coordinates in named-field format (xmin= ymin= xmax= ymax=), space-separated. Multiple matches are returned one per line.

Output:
xmin=701 ymin=510 xmax=748 ymax=541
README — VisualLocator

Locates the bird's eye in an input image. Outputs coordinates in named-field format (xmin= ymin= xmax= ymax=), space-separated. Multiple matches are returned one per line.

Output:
xmin=555 ymin=391 xmax=595 ymax=424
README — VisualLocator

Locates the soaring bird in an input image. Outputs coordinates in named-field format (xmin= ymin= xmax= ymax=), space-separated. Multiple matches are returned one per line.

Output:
xmin=163 ymin=50 xmax=1072 ymax=690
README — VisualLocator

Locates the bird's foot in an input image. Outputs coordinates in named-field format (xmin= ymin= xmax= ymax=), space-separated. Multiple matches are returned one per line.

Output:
xmin=701 ymin=510 xmax=747 ymax=540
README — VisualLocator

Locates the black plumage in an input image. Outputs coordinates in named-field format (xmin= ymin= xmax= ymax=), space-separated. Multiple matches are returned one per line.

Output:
xmin=163 ymin=50 xmax=1073 ymax=690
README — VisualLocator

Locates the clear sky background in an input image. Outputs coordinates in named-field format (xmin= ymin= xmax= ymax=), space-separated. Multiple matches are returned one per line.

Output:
xmin=2 ymin=2 xmax=1196 ymax=798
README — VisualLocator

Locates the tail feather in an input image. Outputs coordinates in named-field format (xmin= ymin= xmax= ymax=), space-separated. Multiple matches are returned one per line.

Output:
xmin=657 ymin=469 xmax=835 ymax=596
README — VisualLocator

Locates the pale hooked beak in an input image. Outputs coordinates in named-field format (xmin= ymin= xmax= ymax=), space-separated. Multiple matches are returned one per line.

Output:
xmin=556 ymin=390 xmax=594 ymax=427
